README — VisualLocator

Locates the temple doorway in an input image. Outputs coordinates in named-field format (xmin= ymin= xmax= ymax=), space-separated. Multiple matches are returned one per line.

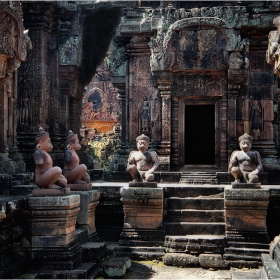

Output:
xmin=185 ymin=105 xmax=215 ymax=165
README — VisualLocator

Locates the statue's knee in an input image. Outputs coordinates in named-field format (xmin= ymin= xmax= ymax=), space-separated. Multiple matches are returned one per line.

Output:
xmin=231 ymin=167 xmax=242 ymax=178
xmin=248 ymin=174 xmax=258 ymax=183
xmin=145 ymin=173 xmax=154 ymax=182
xmin=127 ymin=164 xmax=137 ymax=172
xmin=53 ymin=166 xmax=62 ymax=174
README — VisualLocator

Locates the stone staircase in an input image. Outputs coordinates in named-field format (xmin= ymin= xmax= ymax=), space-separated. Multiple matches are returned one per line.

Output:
xmin=179 ymin=172 xmax=218 ymax=184
xmin=164 ymin=185 xmax=225 ymax=256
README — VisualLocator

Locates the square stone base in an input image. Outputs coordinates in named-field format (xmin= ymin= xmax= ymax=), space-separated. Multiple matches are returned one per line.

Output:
xmin=68 ymin=183 xmax=92 ymax=191
xmin=32 ymin=187 xmax=70 ymax=196
xmin=232 ymin=183 xmax=261 ymax=189
xmin=128 ymin=182 xmax=157 ymax=188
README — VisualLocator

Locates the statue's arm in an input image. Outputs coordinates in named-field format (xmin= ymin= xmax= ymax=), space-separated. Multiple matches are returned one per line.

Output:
xmin=250 ymin=152 xmax=263 ymax=175
xmin=228 ymin=151 xmax=238 ymax=172
xmin=64 ymin=150 xmax=72 ymax=162
xmin=147 ymin=152 xmax=159 ymax=173
xmin=33 ymin=150 xmax=44 ymax=165
xmin=127 ymin=151 xmax=136 ymax=165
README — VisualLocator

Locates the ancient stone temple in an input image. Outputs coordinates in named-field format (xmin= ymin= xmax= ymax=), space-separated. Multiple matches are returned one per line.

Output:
xmin=106 ymin=1 xmax=280 ymax=183
xmin=3 ymin=1 xmax=280 ymax=279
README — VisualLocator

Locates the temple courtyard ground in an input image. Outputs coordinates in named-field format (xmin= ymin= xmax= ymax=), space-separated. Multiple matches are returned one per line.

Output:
xmin=122 ymin=260 xmax=262 ymax=279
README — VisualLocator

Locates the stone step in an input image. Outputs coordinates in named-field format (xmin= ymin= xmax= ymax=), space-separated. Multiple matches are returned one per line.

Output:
xmin=224 ymin=253 xmax=263 ymax=262
xmin=179 ymin=173 xmax=218 ymax=184
xmin=179 ymin=179 xmax=219 ymax=185
xmin=81 ymin=242 xmax=113 ymax=263
xmin=262 ymin=253 xmax=280 ymax=279
xmin=166 ymin=198 xmax=224 ymax=210
xmin=225 ymin=247 xmax=270 ymax=257
xmin=164 ymin=185 xmax=224 ymax=198
xmin=165 ymin=222 xmax=225 ymax=235
xmin=227 ymin=241 xmax=269 ymax=250
xmin=164 ymin=209 xmax=224 ymax=222
xmin=164 ymin=234 xmax=225 ymax=254
xmin=114 ymin=246 xmax=165 ymax=260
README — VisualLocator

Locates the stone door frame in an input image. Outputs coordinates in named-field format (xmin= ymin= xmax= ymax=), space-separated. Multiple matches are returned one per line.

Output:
xmin=178 ymin=97 xmax=223 ymax=169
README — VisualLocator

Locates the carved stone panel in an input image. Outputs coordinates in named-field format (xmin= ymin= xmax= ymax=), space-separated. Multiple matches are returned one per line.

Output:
xmin=129 ymin=56 xmax=158 ymax=142
xmin=171 ymin=75 xmax=226 ymax=97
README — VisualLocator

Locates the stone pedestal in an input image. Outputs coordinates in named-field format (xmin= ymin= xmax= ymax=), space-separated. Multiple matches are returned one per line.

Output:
xmin=128 ymin=182 xmax=157 ymax=188
xmin=68 ymin=183 xmax=92 ymax=191
xmin=32 ymin=187 xmax=70 ymax=196
xmin=28 ymin=195 xmax=82 ymax=271
xmin=72 ymin=190 xmax=100 ymax=241
xmin=232 ymin=183 xmax=261 ymax=189
xmin=224 ymin=187 xmax=270 ymax=266
xmin=119 ymin=184 xmax=164 ymax=246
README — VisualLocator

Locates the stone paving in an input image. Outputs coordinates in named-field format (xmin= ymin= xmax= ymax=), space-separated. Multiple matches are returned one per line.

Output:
xmin=122 ymin=260 xmax=262 ymax=280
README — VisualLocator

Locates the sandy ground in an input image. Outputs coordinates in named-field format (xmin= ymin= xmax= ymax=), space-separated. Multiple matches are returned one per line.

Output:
xmin=122 ymin=260 xmax=262 ymax=280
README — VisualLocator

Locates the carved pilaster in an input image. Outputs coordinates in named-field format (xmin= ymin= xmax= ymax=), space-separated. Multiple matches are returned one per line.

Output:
xmin=158 ymin=85 xmax=171 ymax=158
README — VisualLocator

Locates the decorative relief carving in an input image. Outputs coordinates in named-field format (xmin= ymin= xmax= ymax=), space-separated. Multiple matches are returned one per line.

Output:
xmin=249 ymin=86 xmax=273 ymax=100
xmin=228 ymin=120 xmax=236 ymax=138
xmin=59 ymin=36 xmax=82 ymax=67
xmin=229 ymin=52 xmax=249 ymax=70
xmin=171 ymin=75 xmax=226 ymax=97
xmin=261 ymin=122 xmax=273 ymax=140
xmin=250 ymin=100 xmax=263 ymax=132
xmin=262 ymin=100 xmax=274 ymax=121
xmin=0 ymin=12 xmax=20 ymax=57
xmin=0 ymin=55 xmax=7 ymax=79
xmin=171 ymin=17 xmax=225 ymax=31
xmin=251 ymin=73 xmax=274 ymax=86
xmin=82 ymin=62 xmax=121 ymax=135
xmin=228 ymin=99 xmax=236 ymax=120
xmin=161 ymin=94 xmax=171 ymax=142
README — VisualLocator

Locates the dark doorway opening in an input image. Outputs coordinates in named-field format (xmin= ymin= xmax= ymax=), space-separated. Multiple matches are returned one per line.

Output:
xmin=185 ymin=105 xmax=215 ymax=165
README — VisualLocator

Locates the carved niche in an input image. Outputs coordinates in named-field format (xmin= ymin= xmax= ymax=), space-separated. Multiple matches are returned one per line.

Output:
xmin=81 ymin=62 xmax=121 ymax=137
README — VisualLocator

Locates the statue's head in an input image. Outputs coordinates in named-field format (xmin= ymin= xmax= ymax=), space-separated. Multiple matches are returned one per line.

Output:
xmin=35 ymin=127 xmax=53 ymax=152
xmin=136 ymin=134 xmax=149 ymax=152
xmin=238 ymin=133 xmax=253 ymax=152
xmin=65 ymin=130 xmax=81 ymax=151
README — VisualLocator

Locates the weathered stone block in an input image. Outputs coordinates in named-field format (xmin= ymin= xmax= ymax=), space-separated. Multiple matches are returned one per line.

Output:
xmin=163 ymin=253 xmax=199 ymax=267
xmin=28 ymin=195 xmax=80 ymax=210
xmin=32 ymin=187 xmax=70 ymax=197
xmin=199 ymin=254 xmax=227 ymax=268
xmin=67 ymin=183 xmax=92 ymax=191
xmin=31 ymin=232 xmax=76 ymax=247
xmin=232 ymin=183 xmax=261 ymax=189
xmin=128 ymin=182 xmax=157 ymax=188
xmin=82 ymin=242 xmax=111 ymax=262
xmin=102 ymin=257 xmax=131 ymax=277
xmin=31 ymin=219 xmax=76 ymax=235
xmin=72 ymin=190 xmax=100 ymax=236
xmin=120 ymin=187 xmax=164 ymax=229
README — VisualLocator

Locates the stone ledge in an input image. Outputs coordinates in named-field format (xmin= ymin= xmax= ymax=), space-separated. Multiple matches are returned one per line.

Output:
xmin=102 ymin=257 xmax=131 ymax=277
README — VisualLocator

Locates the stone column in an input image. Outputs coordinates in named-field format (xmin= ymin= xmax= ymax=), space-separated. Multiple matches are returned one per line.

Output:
xmin=119 ymin=184 xmax=164 ymax=246
xmin=28 ymin=195 xmax=82 ymax=270
xmin=156 ymin=84 xmax=171 ymax=171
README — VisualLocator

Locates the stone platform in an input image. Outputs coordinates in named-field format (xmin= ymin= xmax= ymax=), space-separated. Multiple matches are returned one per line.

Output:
xmin=28 ymin=194 xmax=82 ymax=270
